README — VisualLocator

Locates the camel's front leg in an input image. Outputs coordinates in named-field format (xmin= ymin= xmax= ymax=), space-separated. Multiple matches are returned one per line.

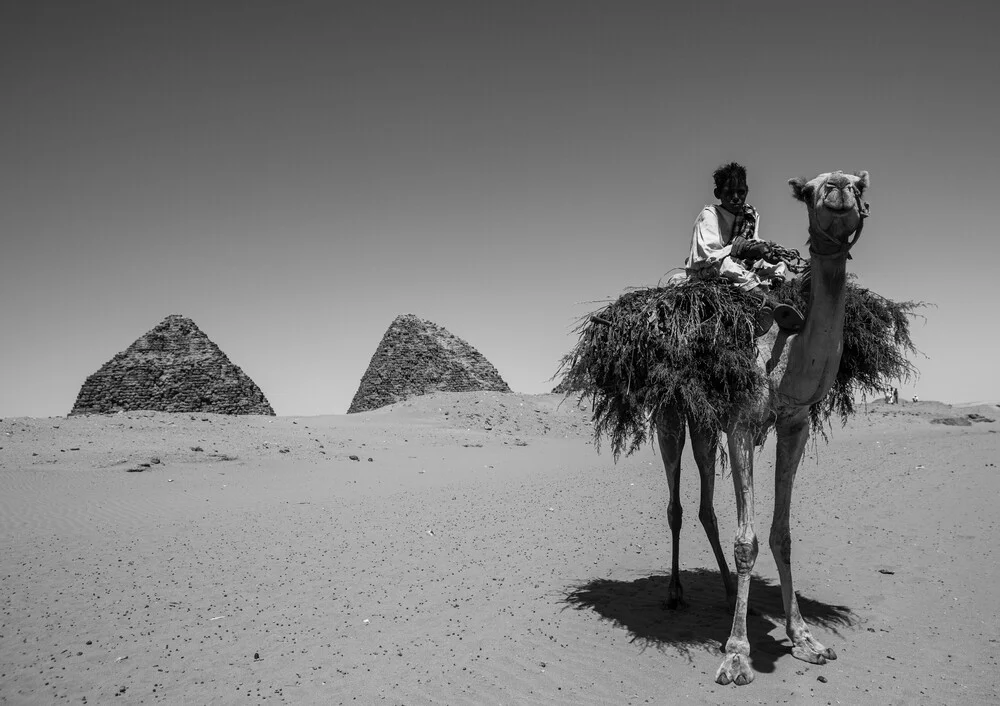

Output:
xmin=715 ymin=432 xmax=757 ymax=686
xmin=656 ymin=406 xmax=687 ymax=609
xmin=770 ymin=417 xmax=837 ymax=664
xmin=688 ymin=420 xmax=735 ymax=606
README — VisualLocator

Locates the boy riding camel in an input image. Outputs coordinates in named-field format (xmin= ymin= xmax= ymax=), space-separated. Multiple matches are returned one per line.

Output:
xmin=685 ymin=162 xmax=804 ymax=335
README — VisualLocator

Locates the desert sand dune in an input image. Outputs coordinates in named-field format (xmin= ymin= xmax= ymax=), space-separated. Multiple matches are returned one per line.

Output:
xmin=1 ymin=394 xmax=997 ymax=704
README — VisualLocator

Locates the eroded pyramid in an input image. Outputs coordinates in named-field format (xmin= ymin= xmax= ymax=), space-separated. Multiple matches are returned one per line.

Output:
xmin=70 ymin=314 xmax=275 ymax=416
xmin=348 ymin=314 xmax=510 ymax=413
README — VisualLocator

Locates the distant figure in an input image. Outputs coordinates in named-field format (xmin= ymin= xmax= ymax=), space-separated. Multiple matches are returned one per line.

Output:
xmin=893 ymin=388 xmax=899 ymax=405
xmin=912 ymin=394 xmax=919 ymax=403
xmin=885 ymin=389 xmax=893 ymax=403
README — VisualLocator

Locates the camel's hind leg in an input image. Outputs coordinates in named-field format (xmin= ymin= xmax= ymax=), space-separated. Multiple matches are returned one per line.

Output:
xmin=770 ymin=414 xmax=837 ymax=664
xmin=687 ymin=417 xmax=735 ymax=607
xmin=656 ymin=405 xmax=686 ymax=609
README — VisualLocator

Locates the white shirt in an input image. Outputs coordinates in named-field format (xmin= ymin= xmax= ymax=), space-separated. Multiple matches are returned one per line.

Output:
xmin=683 ymin=205 xmax=784 ymax=290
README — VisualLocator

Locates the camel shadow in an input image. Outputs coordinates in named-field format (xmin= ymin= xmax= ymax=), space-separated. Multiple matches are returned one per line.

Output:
xmin=562 ymin=569 xmax=856 ymax=674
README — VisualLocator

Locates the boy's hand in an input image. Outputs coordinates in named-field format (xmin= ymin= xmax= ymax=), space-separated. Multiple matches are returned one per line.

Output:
xmin=762 ymin=245 xmax=784 ymax=264
xmin=733 ymin=237 xmax=791 ymax=264
xmin=741 ymin=240 xmax=770 ymax=260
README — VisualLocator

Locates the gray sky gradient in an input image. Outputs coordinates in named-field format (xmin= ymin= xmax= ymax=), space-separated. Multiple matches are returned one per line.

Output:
xmin=2 ymin=1 xmax=997 ymax=417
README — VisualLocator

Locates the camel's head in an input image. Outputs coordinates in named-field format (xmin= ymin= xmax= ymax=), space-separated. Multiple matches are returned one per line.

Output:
xmin=789 ymin=170 xmax=869 ymax=256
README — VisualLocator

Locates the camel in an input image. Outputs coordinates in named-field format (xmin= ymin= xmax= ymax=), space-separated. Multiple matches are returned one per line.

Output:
xmin=655 ymin=170 xmax=870 ymax=685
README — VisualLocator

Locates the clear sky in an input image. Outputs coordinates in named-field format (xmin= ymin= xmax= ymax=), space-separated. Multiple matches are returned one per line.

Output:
xmin=2 ymin=1 xmax=997 ymax=418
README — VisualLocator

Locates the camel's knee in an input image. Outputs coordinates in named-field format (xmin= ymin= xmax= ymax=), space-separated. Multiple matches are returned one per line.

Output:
xmin=734 ymin=536 xmax=758 ymax=575
xmin=667 ymin=501 xmax=682 ymax=533
xmin=769 ymin=527 xmax=792 ymax=565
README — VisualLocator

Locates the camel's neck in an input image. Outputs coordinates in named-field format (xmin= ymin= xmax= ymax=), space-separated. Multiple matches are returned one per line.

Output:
xmin=777 ymin=252 xmax=848 ymax=408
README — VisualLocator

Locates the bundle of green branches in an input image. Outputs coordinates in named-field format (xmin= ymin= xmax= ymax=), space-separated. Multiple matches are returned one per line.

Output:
xmin=558 ymin=278 xmax=766 ymax=459
xmin=559 ymin=274 xmax=921 ymax=458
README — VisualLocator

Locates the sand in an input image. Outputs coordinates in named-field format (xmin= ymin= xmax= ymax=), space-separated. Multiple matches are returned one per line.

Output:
xmin=1 ymin=393 xmax=997 ymax=705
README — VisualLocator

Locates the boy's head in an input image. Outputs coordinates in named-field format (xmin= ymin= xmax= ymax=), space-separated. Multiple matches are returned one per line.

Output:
xmin=713 ymin=162 xmax=748 ymax=215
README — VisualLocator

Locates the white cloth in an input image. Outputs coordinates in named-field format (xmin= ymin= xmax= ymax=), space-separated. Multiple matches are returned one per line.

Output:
xmin=683 ymin=205 xmax=786 ymax=290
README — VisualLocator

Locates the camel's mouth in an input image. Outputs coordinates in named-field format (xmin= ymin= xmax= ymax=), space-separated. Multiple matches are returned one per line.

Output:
xmin=813 ymin=200 xmax=863 ymax=244
xmin=819 ymin=183 xmax=862 ymax=215
xmin=822 ymin=204 xmax=859 ymax=216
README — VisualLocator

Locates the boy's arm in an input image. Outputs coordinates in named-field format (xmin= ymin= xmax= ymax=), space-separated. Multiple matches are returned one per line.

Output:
xmin=731 ymin=236 xmax=769 ymax=260
xmin=687 ymin=208 xmax=734 ymax=269
xmin=744 ymin=210 xmax=789 ymax=281
xmin=731 ymin=211 xmax=788 ymax=265
xmin=687 ymin=208 xmax=758 ymax=288
xmin=730 ymin=207 xmax=769 ymax=260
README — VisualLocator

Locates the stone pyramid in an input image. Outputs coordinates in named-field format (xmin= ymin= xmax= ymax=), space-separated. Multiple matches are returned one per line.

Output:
xmin=348 ymin=314 xmax=510 ymax=413
xmin=70 ymin=314 xmax=275 ymax=416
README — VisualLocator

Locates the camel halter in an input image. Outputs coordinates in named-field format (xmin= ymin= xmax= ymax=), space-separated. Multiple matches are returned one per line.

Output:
xmin=807 ymin=185 xmax=870 ymax=261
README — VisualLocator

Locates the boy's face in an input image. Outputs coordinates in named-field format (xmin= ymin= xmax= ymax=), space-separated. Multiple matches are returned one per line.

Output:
xmin=715 ymin=177 xmax=748 ymax=215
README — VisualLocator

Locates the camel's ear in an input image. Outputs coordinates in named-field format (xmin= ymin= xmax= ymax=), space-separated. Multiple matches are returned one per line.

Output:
xmin=854 ymin=170 xmax=870 ymax=194
xmin=788 ymin=177 xmax=811 ymax=202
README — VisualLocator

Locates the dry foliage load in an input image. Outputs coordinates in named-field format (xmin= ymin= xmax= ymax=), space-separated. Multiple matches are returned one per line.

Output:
xmin=559 ymin=276 xmax=921 ymax=458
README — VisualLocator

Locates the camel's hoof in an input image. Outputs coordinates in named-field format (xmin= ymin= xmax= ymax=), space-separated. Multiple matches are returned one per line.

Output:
xmin=664 ymin=596 xmax=687 ymax=610
xmin=792 ymin=639 xmax=837 ymax=664
xmin=715 ymin=653 xmax=754 ymax=686
xmin=664 ymin=583 xmax=686 ymax=610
